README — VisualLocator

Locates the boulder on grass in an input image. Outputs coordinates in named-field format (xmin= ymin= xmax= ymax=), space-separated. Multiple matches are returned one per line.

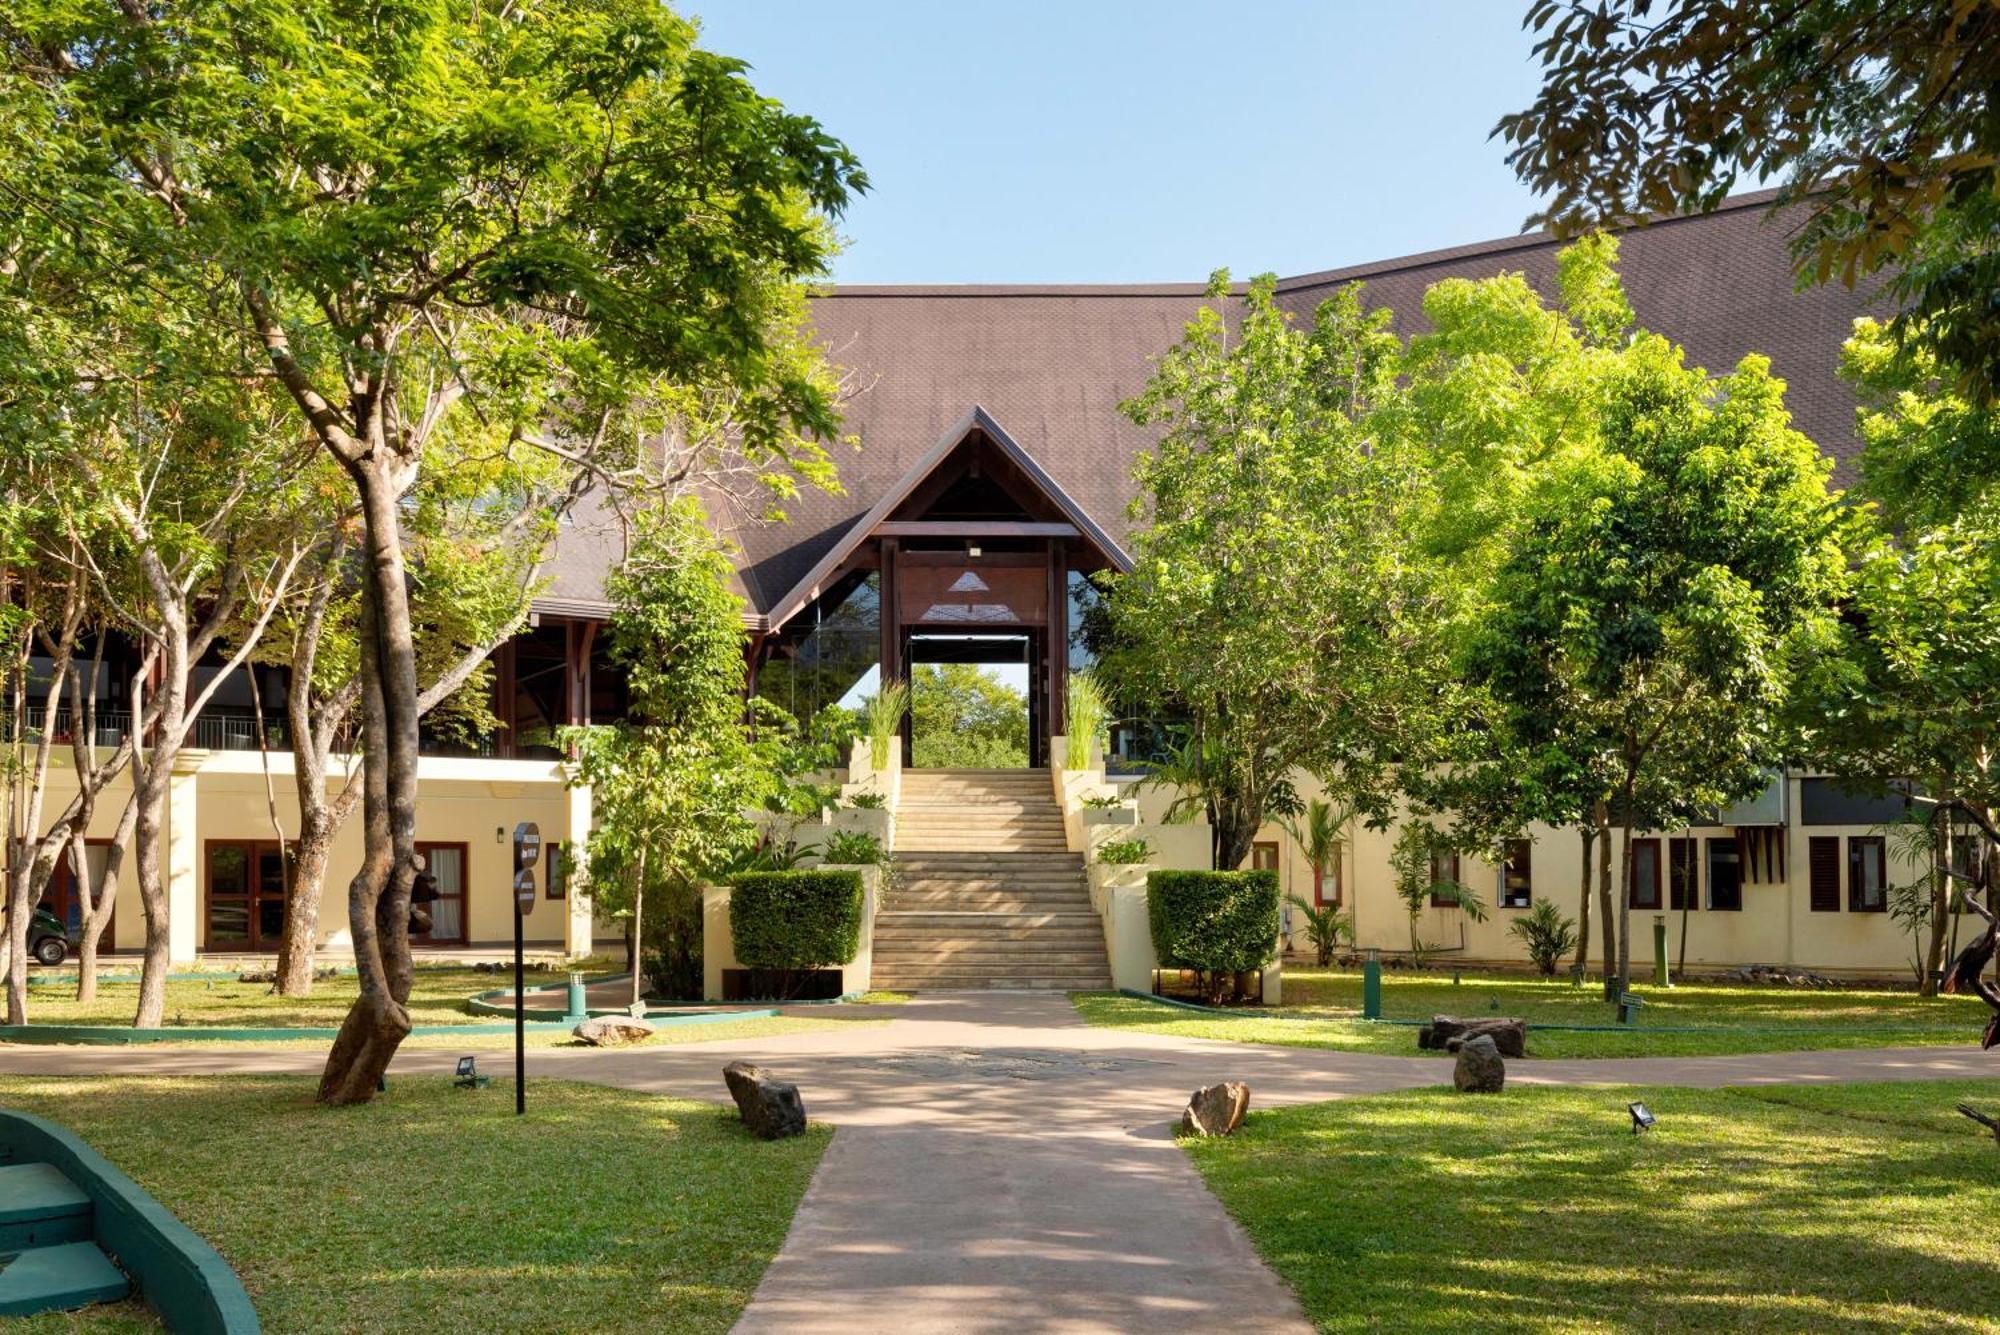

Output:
xmin=1180 ymin=1082 xmax=1251 ymax=1137
xmin=724 ymin=1061 xmax=807 ymax=1140
xmin=1424 ymin=1014 xmax=1528 ymax=1059
xmin=1453 ymin=1034 xmax=1505 ymax=1093
xmin=572 ymin=1015 xmax=655 ymax=1047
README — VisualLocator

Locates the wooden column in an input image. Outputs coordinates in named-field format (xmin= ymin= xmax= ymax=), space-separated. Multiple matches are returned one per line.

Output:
xmin=493 ymin=639 xmax=516 ymax=758
xmin=1047 ymin=538 xmax=1066 ymax=747
xmin=878 ymin=538 xmax=901 ymax=685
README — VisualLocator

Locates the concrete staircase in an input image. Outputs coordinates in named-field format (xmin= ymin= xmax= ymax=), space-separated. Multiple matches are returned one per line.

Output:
xmin=874 ymin=769 xmax=1111 ymax=991
xmin=0 ymin=1163 xmax=130 ymax=1316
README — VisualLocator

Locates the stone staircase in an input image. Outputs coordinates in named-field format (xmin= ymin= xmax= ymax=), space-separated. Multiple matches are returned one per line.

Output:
xmin=0 ymin=1163 xmax=130 ymax=1316
xmin=873 ymin=769 xmax=1111 ymax=991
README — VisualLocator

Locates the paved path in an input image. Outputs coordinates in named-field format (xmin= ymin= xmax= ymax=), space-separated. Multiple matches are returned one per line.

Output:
xmin=1 ymin=994 xmax=1994 ymax=1333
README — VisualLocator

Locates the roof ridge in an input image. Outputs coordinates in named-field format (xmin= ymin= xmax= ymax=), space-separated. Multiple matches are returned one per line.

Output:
xmin=820 ymin=188 xmax=1791 ymax=299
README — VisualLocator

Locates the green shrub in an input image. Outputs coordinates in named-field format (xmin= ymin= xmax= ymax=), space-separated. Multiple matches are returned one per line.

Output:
xmin=1508 ymin=899 xmax=1579 ymax=976
xmin=729 ymin=870 xmax=864 ymax=973
xmin=1148 ymin=869 xmax=1280 ymax=1003
xmin=844 ymin=792 xmax=887 ymax=810
xmin=1095 ymin=837 xmax=1152 ymax=866
xmin=1082 ymin=793 xmax=1124 ymax=809
xmin=822 ymin=830 xmax=887 ymax=866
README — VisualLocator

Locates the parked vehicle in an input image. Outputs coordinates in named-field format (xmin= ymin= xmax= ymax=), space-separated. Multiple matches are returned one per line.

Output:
xmin=3 ymin=905 xmax=70 ymax=967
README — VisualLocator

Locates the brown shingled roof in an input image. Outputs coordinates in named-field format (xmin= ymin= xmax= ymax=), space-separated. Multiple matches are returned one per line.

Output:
xmin=540 ymin=192 xmax=1879 ymax=618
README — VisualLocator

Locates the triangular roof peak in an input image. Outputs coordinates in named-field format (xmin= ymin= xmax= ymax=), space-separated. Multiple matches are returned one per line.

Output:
xmin=762 ymin=405 xmax=1131 ymax=634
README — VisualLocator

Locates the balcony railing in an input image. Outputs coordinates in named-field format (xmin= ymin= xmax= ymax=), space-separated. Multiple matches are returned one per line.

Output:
xmin=9 ymin=706 xmax=505 ymax=759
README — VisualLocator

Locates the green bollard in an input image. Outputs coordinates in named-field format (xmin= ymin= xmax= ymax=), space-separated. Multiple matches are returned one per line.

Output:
xmin=1653 ymin=914 xmax=1670 ymax=988
xmin=564 ymin=971 xmax=588 ymax=1023
xmin=1362 ymin=949 xmax=1382 ymax=1020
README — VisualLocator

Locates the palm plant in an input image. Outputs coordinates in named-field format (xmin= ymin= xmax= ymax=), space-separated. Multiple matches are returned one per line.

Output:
xmin=1282 ymin=798 xmax=1347 ymax=908
xmin=1508 ymin=900 xmax=1579 ymax=975
xmin=864 ymin=679 xmax=908 ymax=771
xmin=1390 ymin=824 xmax=1488 ymax=965
xmin=1063 ymin=671 xmax=1106 ymax=770
xmin=1287 ymin=896 xmax=1354 ymax=967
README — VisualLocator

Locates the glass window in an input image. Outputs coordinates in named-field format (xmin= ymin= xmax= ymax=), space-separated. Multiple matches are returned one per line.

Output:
xmin=1500 ymin=839 xmax=1532 ymax=909
xmin=1668 ymin=838 xmax=1699 ymax=911
xmin=416 ymin=843 xmax=467 ymax=944
xmin=1429 ymin=849 xmax=1461 ymax=908
xmin=1847 ymin=836 xmax=1887 ymax=913
xmin=1707 ymin=838 xmax=1742 ymax=911
xmin=1628 ymin=839 xmax=1661 ymax=910
xmin=756 ymin=573 xmax=881 ymax=732
xmin=206 ymin=844 xmax=251 ymax=944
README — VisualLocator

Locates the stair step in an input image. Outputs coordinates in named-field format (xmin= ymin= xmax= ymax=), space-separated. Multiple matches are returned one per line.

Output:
xmin=0 ymin=1164 xmax=93 ymax=1252
xmin=0 ymin=1241 xmax=130 ymax=1317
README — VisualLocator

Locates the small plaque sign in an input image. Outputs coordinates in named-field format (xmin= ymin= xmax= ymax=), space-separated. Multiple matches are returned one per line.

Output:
xmin=514 ymin=867 xmax=536 ymax=916
xmin=513 ymin=821 xmax=542 ymax=871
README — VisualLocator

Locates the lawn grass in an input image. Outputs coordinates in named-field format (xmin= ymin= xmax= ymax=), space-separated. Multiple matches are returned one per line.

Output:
xmin=1188 ymin=1078 xmax=2000 ymax=1333
xmin=19 ymin=965 xmax=573 ymax=1029
xmin=1 ymin=1075 xmax=830 ymax=1333
xmin=1069 ymin=967 xmax=1990 ymax=1057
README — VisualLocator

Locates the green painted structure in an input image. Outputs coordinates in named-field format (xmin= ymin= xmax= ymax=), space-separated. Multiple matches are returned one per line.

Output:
xmin=0 ymin=1111 xmax=258 ymax=1330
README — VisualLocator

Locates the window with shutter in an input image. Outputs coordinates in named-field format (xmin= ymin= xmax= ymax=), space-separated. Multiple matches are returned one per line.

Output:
xmin=1808 ymin=836 xmax=1840 ymax=912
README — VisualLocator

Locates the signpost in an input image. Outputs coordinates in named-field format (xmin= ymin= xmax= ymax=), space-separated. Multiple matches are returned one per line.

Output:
xmin=511 ymin=822 xmax=540 ymax=1115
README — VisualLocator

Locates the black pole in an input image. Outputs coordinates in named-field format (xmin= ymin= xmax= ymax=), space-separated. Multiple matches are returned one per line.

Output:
xmin=514 ymin=893 xmax=526 ymax=1115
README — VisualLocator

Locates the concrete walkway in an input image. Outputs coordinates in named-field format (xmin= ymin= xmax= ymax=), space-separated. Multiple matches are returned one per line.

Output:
xmin=1 ymin=993 xmax=1994 ymax=1333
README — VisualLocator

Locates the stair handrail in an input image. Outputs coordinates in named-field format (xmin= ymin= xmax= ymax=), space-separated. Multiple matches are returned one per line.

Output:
xmin=0 ymin=1111 xmax=259 ymax=1333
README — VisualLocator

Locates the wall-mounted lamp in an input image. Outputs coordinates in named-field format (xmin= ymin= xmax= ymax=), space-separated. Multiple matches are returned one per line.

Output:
xmin=967 ymin=543 xmax=982 ymax=558
xmin=495 ymin=826 xmax=507 ymax=844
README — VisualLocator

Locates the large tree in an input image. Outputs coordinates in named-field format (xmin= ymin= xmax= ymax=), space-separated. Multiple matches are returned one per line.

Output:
xmin=1104 ymin=274 xmax=1455 ymax=869
xmin=561 ymin=501 xmax=775 ymax=1006
xmin=1791 ymin=318 xmax=2000 ymax=994
xmin=9 ymin=0 xmax=863 ymax=1098
xmin=1469 ymin=335 xmax=1846 ymax=997
xmin=1497 ymin=0 xmax=2000 ymax=406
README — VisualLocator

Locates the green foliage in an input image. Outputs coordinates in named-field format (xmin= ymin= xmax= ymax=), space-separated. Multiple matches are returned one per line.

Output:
xmin=1094 ymin=838 xmax=1152 ymax=866
xmin=1390 ymin=824 xmax=1489 ymax=965
xmin=1286 ymin=897 xmax=1354 ymax=968
xmin=561 ymin=503 xmax=780 ymax=960
xmin=820 ymin=830 xmax=887 ymax=867
xmin=1147 ymin=869 xmax=1280 ymax=1003
xmin=1509 ymin=900 xmax=1581 ymax=977
xmin=909 ymin=664 xmax=1028 ymax=769
xmin=729 ymin=870 xmax=864 ymax=972
xmin=1498 ymin=1 xmax=2000 ymax=406
xmin=1082 ymin=794 xmax=1126 ymax=810
xmin=1105 ymin=274 xmax=1453 ymax=869
xmin=864 ymin=680 xmax=909 ymax=771
xmin=1062 ymin=672 xmax=1107 ymax=770
xmin=843 ymin=792 xmax=887 ymax=811
xmin=1282 ymin=798 xmax=1346 ymax=906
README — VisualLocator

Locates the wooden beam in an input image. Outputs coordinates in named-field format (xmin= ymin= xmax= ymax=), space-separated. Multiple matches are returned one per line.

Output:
xmin=872 ymin=521 xmax=1080 ymax=539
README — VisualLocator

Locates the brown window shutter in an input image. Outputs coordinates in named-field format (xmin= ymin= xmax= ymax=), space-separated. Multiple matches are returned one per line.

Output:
xmin=1808 ymin=836 xmax=1840 ymax=912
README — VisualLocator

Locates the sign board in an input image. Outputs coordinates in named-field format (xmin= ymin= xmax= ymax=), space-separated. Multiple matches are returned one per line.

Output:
xmin=514 ymin=867 xmax=536 ymax=917
xmin=513 ymin=821 xmax=542 ymax=871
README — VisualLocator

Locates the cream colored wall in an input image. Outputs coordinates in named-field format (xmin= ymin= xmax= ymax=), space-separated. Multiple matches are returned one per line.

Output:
xmin=1124 ymin=771 xmax=1927 ymax=979
xmin=1232 ymin=771 xmax=1920 ymax=979
xmin=19 ymin=747 xmax=584 ymax=958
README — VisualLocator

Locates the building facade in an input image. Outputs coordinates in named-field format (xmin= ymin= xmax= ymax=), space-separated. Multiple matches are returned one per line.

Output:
xmin=25 ymin=191 xmax=1926 ymax=978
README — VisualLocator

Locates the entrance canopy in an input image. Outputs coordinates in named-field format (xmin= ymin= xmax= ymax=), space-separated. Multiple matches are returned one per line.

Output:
xmin=751 ymin=406 xmax=1129 ymax=766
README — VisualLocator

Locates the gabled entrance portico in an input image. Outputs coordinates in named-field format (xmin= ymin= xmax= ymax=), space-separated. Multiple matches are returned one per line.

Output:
xmin=753 ymin=406 xmax=1130 ymax=766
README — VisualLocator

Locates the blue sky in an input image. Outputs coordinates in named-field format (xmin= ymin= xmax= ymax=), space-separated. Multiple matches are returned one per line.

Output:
xmin=688 ymin=3 xmax=1551 ymax=285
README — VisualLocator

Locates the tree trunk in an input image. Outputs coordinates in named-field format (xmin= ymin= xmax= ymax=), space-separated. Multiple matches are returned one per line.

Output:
xmin=630 ymin=849 xmax=647 ymax=1011
xmin=275 ymin=809 xmax=336 ymax=995
xmin=1574 ymin=825 xmax=1593 ymax=976
xmin=1921 ymin=798 xmax=1953 ymax=998
xmin=1615 ymin=810 xmax=1634 ymax=997
xmin=1595 ymin=801 xmax=1616 ymax=1002
xmin=74 ymin=796 xmax=136 ymax=1006
xmin=130 ymin=592 xmax=188 ymax=1030
xmin=318 ymin=462 xmax=422 ymax=1104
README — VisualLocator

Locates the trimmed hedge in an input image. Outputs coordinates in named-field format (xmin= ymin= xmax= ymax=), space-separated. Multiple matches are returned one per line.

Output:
xmin=1147 ymin=869 xmax=1280 ymax=975
xmin=729 ymin=870 xmax=865 ymax=971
